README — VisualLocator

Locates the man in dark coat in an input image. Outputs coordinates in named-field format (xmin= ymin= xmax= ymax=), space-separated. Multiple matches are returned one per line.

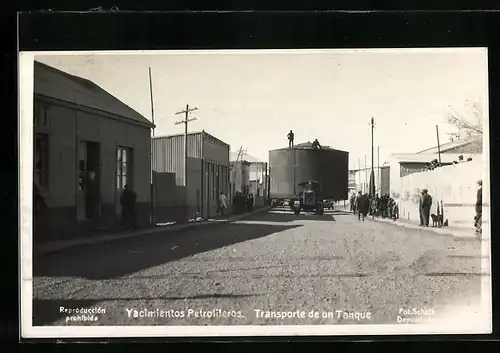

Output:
xmin=120 ymin=184 xmax=137 ymax=230
xmin=287 ymin=130 xmax=294 ymax=148
xmin=387 ymin=197 xmax=394 ymax=219
xmin=474 ymin=180 xmax=482 ymax=234
xmin=379 ymin=194 xmax=386 ymax=218
xmin=419 ymin=189 xmax=433 ymax=227
xmin=355 ymin=191 xmax=369 ymax=221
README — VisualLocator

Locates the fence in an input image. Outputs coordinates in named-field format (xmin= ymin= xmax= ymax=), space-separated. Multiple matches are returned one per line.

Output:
xmin=152 ymin=171 xmax=269 ymax=224
xmin=151 ymin=171 xmax=188 ymax=224
xmin=394 ymin=158 xmax=488 ymax=229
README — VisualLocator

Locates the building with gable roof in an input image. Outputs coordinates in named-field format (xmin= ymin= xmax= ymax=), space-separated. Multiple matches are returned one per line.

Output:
xmin=34 ymin=61 xmax=155 ymax=244
xmin=416 ymin=135 xmax=482 ymax=154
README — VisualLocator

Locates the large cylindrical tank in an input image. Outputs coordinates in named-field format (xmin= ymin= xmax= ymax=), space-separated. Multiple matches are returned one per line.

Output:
xmin=269 ymin=147 xmax=349 ymax=201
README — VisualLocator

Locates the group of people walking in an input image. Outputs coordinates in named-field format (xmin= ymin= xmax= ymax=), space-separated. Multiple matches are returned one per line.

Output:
xmin=347 ymin=179 xmax=483 ymax=237
xmin=231 ymin=191 xmax=254 ymax=214
xmin=350 ymin=191 xmax=399 ymax=221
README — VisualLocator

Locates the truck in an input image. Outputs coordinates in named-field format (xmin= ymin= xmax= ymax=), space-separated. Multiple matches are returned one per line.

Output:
xmin=290 ymin=180 xmax=325 ymax=215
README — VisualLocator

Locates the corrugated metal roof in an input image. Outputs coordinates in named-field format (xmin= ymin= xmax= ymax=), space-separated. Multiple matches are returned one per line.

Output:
xmin=34 ymin=61 xmax=154 ymax=128
xmin=153 ymin=130 xmax=230 ymax=150
xmin=416 ymin=136 xmax=479 ymax=154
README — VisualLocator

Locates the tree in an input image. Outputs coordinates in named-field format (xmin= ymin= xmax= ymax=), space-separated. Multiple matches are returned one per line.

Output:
xmin=446 ymin=100 xmax=483 ymax=141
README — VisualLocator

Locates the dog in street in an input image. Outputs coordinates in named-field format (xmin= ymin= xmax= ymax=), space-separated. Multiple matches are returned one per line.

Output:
xmin=431 ymin=214 xmax=443 ymax=227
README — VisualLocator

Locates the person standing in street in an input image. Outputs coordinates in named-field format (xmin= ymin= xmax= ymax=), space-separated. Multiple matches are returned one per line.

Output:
xmin=355 ymin=191 xmax=368 ymax=221
xmin=419 ymin=189 xmax=433 ymax=227
xmin=474 ymin=180 xmax=482 ymax=235
xmin=120 ymin=184 xmax=137 ymax=230
xmin=287 ymin=130 xmax=294 ymax=148
xmin=371 ymin=194 xmax=379 ymax=219
xmin=219 ymin=192 xmax=228 ymax=216
xmin=350 ymin=193 xmax=356 ymax=214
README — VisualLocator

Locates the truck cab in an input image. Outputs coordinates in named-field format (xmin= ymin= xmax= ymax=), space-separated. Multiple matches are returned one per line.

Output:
xmin=291 ymin=180 xmax=324 ymax=215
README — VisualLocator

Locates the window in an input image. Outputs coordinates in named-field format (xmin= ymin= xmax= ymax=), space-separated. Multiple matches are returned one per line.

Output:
xmin=211 ymin=164 xmax=215 ymax=200
xmin=35 ymin=134 xmax=49 ymax=190
xmin=117 ymin=147 xmax=133 ymax=189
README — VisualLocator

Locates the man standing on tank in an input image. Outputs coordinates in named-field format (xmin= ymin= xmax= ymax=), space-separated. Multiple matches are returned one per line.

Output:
xmin=287 ymin=130 xmax=294 ymax=148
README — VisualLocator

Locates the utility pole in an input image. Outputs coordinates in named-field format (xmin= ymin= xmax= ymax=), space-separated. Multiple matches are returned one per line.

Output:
xmin=368 ymin=117 xmax=376 ymax=196
xmin=371 ymin=117 xmax=375 ymax=174
xmin=148 ymin=67 xmax=155 ymax=137
xmin=377 ymin=146 xmax=380 ymax=194
xmin=436 ymin=125 xmax=442 ymax=165
xmin=148 ymin=67 xmax=155 ymax=226
xmin=175 ymin=104 xmax=198 ymax=187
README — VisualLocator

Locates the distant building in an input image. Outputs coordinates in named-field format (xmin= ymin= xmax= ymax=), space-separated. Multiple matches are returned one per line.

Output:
xmin=230 ymin=151 xmax=268 ymax=198
xmin=34 ymin=61 xmax=155 ymax=244
xmin=349 ymin=166 xmax=390 ymax=196
xmin=380 ymin=165 xmax=390 ymax=195
xmin=417 ymin=136 xmax=482 ymax=154
xmin=359 ymin=137 xmax=484 ymax=199
xmin=230 ymin=160 xmax=251 ymax=199
xmin=348 ymin=170 xmax=357 ymax=193
xmin=151 ymin=131 xmax=230 ymax=219
xmin=389 ymin=152 xmax=479 ymax=178
xmin=387 ymin=152 xmax=481 ymax=198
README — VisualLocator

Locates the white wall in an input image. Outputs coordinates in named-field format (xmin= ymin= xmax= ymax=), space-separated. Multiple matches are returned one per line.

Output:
xmin=395 ymin=158 xmax=489 ymax=229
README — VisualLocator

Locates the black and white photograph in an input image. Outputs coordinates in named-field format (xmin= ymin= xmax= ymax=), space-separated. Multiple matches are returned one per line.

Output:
xmin=20 ymin=48 xmax=491 ymax=337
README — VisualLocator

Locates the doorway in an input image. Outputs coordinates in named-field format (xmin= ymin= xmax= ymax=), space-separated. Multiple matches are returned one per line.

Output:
xmin=76 ymin=141 xmax=101 ymax=221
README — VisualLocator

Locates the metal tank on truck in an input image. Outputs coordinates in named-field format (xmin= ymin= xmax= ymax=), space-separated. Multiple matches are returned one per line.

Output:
xmin=269 ymin=141 xmax=349 ymax=204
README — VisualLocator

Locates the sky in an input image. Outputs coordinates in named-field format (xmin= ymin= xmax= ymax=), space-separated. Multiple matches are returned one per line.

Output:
xmin=35 ymin=49 xmax=488 ymax=168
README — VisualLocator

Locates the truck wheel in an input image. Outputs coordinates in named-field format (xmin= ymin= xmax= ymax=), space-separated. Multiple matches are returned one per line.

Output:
xmin=294 ymin=209 xmax=300 ymax=215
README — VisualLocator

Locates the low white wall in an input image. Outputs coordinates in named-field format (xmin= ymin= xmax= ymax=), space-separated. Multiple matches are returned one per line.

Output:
xmin=394 ymin=158 xmax=489 ymax=229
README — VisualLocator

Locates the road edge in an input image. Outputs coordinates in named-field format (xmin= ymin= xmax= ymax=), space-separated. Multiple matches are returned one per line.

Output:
xmin=35 ymin=206 xmax=271 ymax=256
xmin=365 ymin=215 xmax=479 ymax=240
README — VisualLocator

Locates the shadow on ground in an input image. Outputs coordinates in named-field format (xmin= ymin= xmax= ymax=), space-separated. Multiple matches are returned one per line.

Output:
xmin=34 ymin=221 xmax=303 ymax=280
xmin=266 ymin=210 xmax=337 ymax=222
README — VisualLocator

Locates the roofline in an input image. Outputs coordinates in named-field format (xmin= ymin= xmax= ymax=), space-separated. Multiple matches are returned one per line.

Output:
xmin=416 ymin=137 xmax=477 ymax=154
xmin=35 ymin=94 xmax=155 ymax=129
xmin=270 ymin=147 xmax=349 ymax=154
xmin=153 ymin=131 xmax=204 ymax=139
xmin=153 ymin=130 xmax=230 ymax=149
xmin=231 ymin=160 xmax=252 ymax=165
xmin=398 ymin=160 xmax=455 ymax=164
xmin=35 ymin=61 xmax=155 ymax=129
xmin=349 ymin=165 xmax=389 ymax=172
